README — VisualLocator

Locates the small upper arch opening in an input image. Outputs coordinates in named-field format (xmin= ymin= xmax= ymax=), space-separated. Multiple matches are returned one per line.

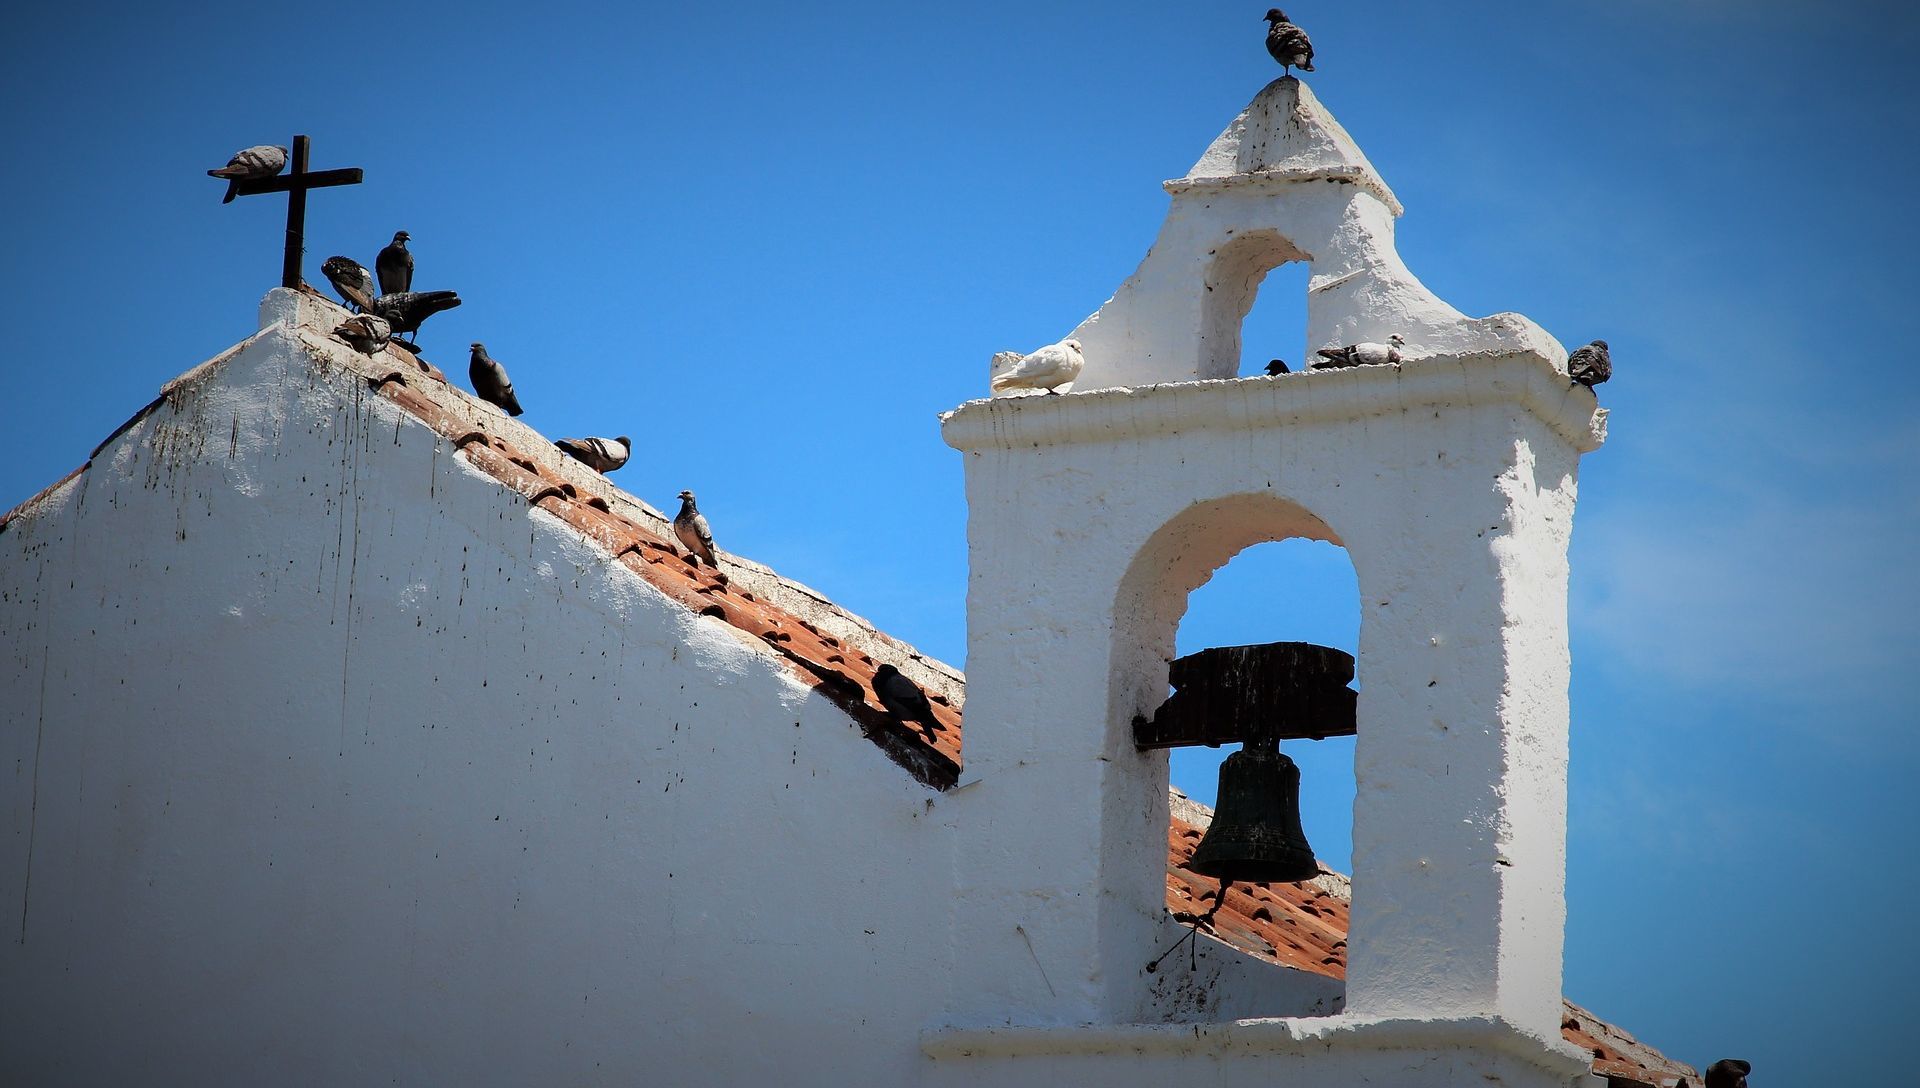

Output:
xmin=1200 ymin=230 xmax=1311 ymax=381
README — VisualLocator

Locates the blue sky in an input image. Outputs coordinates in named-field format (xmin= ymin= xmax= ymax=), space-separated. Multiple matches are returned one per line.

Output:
xmin=4 ymin=1 xmax=1916 ymax=1080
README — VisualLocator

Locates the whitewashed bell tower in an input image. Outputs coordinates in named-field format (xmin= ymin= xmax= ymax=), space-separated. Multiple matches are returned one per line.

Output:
xmin=935 ymin=77 xmax=1606 ymax=1086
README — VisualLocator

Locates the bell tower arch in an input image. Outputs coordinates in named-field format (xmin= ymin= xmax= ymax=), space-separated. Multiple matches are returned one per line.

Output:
xmin=939 ymin=74 xmax=1608 ymax=1082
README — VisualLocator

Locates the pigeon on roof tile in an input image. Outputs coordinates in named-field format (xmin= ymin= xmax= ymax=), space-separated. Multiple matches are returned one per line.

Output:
xmin=1566 ymin=339 xmax=1611 ymax=388
xmin=321 ymin=256 xmax=378 ymax=312
xmin=376 ymin=231 xmax=413 ymax=295
xmin=673 ymin=490 xmax=718 ymax=567
xmin=555 ymin=436 xmax=631 ymax=474
xmin=872 ymin=663 xmax=941 ymax=742
xmin=1704 ymin=1059 xmax=1750 ymax=1088
xmin=989 ymin=338 xmax=1086 ymax=396
xmin=1264 ymin=10 xmax=1315 ymax=75
xmin=1313 ymin=334 xmax=1405 ymax=369
xmin=332 ymin=314 xmax=392 ymax=355
xmin=1265 ymin=359 xmax=1291 ymax=375
xmin=374 ymin=290 xmax=462 ymax=341
xmin=207 ymin=144 xmax=287 ymax=204
xmin=467 ymin=342 xmax=524 ymax=416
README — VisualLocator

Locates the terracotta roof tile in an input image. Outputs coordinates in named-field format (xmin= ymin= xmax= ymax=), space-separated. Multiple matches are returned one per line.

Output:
xmin=1165 ymin=808 xmax=1700 ymax=1086
xmin=311 ymin=303 xmax=966 ymax=786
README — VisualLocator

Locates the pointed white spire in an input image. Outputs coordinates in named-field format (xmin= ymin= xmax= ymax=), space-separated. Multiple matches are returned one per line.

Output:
xmin=1172 ymin=76 xmax=1401 ymax=215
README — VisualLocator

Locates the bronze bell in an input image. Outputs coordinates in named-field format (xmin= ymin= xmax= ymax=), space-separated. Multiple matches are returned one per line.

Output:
xmin=1188 ymin=738 xmax=1319 ymax=885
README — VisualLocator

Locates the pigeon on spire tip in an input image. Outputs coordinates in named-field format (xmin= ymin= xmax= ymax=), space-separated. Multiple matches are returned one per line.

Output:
xmin=1264 ymin=10 xmax=1315 ymax=76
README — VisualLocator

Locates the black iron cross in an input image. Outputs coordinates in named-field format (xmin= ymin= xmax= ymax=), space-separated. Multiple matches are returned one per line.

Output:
xmin=227 ymin=135 xmax=365 ymax=289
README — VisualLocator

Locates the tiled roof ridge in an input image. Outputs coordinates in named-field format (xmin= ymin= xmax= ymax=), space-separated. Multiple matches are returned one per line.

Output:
xmin=276 ymin=287 xmax=966 ymax=788
xmin=2 ymin=286 xmax=966 ymax=788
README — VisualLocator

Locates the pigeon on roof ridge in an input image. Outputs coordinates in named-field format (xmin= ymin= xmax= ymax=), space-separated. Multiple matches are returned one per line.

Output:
xmin=376 ymin=231 xmax=413 ymax=295
xmin=555 ymin=436 xmax=631 ymax=474
xmin=375 ymin=290 xmax=462 ymax=341
xmin=467 ymin=342 xmax=524 ymax=417
xmin=673 ymin=490 xmax=718 ymax=568
xmin=321 ymin=257 xmax=377 ymax=312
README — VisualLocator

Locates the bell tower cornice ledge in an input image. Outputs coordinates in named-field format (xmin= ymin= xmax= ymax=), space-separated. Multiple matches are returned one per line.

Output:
xmin=941 ymin=353 xmax=1607 ymax=455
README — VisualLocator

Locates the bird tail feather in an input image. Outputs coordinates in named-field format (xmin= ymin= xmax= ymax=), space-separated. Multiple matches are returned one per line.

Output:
xmin=988 ymin=350 xmax=1024 ymax=390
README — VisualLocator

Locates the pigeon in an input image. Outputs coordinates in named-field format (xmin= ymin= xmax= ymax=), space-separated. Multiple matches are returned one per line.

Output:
xmin=989 ymin=338 xmax=1086 ymax=396
xmin=1264 ymin=10 xmax=1315 ymax=75
xmin=376 ymin=231 xmax=413 ymax=295
xmin=1566 ymin=339 xmax=1611 ymax=388
xmin=872 ymin=663 xmax=941 ymax=742
xmin=207 ymin=144 xmax=287 ymax=204
xmin=1704 ymin=1059 xmax=1750 ymax=1088
xmin=332 ymin=314 xmax=392 ymax=355
xmin=673 ymin=490 xmax=718 ymax=568
xmin=467 ymin=342 xmax=524 ymax=416
xmin=1265 ymin=359 xmax=1291 ymax=375
xmin=1313 ymin=334 xmax=1406 ymax=369
xmin=373 ymin=290 xmax=462 ymax=341
xmin=321 ymin=256 xmax=378 ymax=312
xmin=555 ymin=435 xmax=631 ymax=474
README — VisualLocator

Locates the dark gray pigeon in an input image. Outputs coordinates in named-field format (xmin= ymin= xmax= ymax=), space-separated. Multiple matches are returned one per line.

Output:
xmin=1264 ymin=10 xmax=1315 ymax=74
xmin=467 ymin=342 xmax=524 ymax=416
xmin=374 ymin=290 xmax=462 ymax=340
xmin=872 ymin=663 xmax=941 ymax=741
xmin=673 ymin=490 xmax=718 ymax=567
xmin=332 ymin=314 xmax=392 ymax=355
xmin=207 ymin=144 xmax=287 ymax=204
xmin=321 ymin=256 xmax=377 ymax=312
xmin=1313 ymin=334 xmax=1405 ymax=369
xmin=1567 ymin=339 xmax=1611 ymax=387
xmin=555 ymin=436 xmax=631 ymax=474
xmin=1704 ymin=1059 xmax=1749 ymax=1088
xmin=1265 ymin=359 xmax=1290 ymax=375
xmin=376 ymin=231 xmax=413 ymax=295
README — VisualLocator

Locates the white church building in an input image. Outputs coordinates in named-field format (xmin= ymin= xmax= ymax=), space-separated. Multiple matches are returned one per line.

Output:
xmin=2 ymin=79 xmax=1704 ymax=1086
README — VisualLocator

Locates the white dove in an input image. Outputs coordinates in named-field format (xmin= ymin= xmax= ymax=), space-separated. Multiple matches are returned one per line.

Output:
xmin=989 ymin=338 xmax=1085 ymax=396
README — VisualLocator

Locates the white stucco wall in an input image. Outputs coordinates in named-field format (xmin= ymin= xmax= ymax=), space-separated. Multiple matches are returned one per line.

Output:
xmin=0 ymin=319 xmax=975 ymax=1085
xmin=0 ymin=305 xmax=1344 ymax=1086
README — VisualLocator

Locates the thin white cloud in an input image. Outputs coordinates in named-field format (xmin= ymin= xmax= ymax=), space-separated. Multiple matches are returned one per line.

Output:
xmin=1573 ymin=487 xmax=1918 ymax=703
